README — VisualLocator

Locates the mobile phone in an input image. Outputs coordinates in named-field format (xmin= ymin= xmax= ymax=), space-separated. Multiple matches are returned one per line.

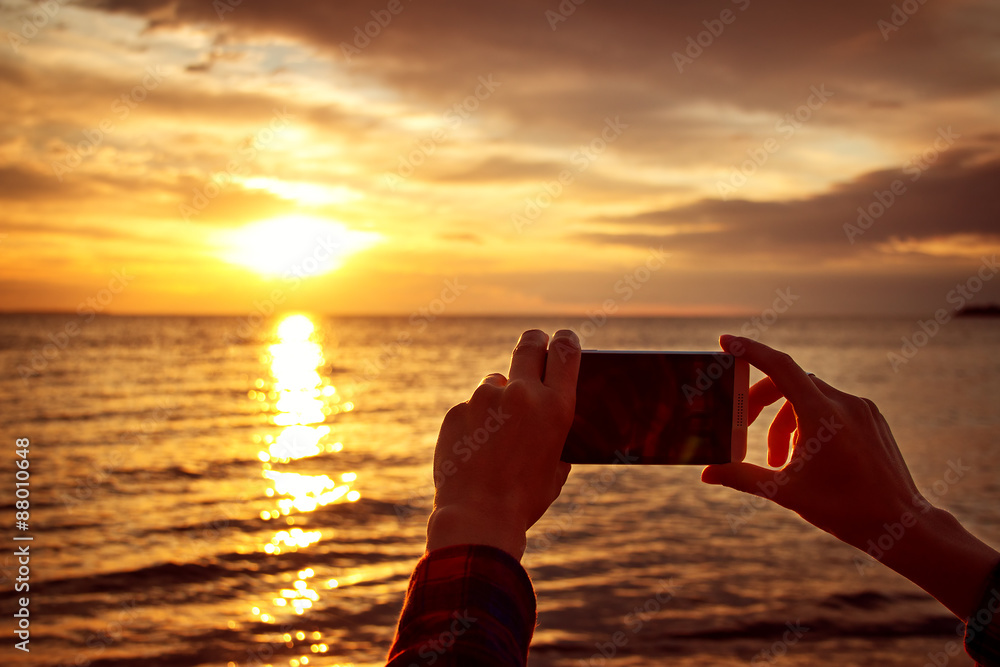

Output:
xmin=560 ymin=350 xmax=749 ymax=465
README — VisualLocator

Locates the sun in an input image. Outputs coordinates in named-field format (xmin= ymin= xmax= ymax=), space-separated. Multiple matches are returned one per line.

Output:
xmin=276 ymin=313 xmax=315 ymax=341
xmin=222 ymin=215 xmax=380 ymax=278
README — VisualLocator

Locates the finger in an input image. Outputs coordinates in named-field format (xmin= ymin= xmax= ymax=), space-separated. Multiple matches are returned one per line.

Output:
xmin=861 ymin=397 xmax=896 ymax=450
xmin=546 ymin=462 xmax=573 ymax=517
xmin=720 ymin=335 xmax=825 ymax=412
xmin=701 ymin=462 xmax=780 ymax=502
xmin=555 ymin=461 xmax=571 ymax=489
xmin=508 ymin=329 xmax=549 ymax=382
xmin=469 ymin=376 xmax=505 ymax=406
xmin=807 ymin=375 xmax=836 ymax=396
xmin=767 ymin=400 xmax=798 ymax=467
xmin=748 ymin=376 xmax=784 ymax=425
xmin=542 ymin=329 xmax=581 ymax=394
xmin=479 ymin=372 xmax=508 ymax=388
xmin=873 ymin=408 xmax=895 ymax=444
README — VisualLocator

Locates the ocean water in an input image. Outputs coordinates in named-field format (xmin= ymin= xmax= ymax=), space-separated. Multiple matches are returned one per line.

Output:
xmin=1 ymin=313 xmax=999 ymax=667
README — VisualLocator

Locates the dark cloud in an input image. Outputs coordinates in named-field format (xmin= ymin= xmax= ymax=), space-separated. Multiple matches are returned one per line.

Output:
xmin=64 ymin=0 xmax=1000 ymax=193
xmin=581 ymin=149 xmax=1000 ymax=259
xmin=78 ymin=0 xmax=1000 ymax=112
xmin=0 ymin=162 xmax=294 ymax=228
xmin=0 ymin=219 xmax=176 ymax=244
xmin=0 ymin=165 xmax=78 ymax=199
xmin=0 ymin=56 xmax=300 ymax=133
xmin=431 ymin=156 xmax=569 ymax=183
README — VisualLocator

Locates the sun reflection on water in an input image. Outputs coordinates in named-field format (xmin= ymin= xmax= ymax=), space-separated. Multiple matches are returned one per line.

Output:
xmin=245 ymin=314 xmax=359 ymax=663
xmin=256 ymin=315 xmax=359 ymax=517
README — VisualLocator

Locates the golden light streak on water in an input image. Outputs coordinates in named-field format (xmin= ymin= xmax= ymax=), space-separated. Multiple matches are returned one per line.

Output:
xmin=246 ymin=314 xmax=361 ymax=629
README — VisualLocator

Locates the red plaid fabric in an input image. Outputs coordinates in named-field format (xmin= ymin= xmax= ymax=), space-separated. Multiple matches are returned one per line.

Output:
xmin=386 ymin=547 xmax=1000 ymax=666
xmin=967 ymin=559 xmax=1000 ymax=667
xmin=386 ymin=544 xmax=535 ymax=666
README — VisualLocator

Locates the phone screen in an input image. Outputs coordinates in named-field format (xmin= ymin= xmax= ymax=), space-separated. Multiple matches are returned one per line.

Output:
xmin=560 ymin=351 xmax=748 ymax=465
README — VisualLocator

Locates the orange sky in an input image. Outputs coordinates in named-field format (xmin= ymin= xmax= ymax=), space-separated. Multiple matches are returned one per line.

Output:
xmin=1 ymin=0 xmax=998 ymax=316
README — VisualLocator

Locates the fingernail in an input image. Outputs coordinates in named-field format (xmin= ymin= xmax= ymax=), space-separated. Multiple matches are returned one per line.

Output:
xmin=553 ymin=329 xmax=580 ymax=345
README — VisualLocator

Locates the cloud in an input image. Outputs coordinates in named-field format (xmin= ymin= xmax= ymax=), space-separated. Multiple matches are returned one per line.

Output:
xmin=77 ymin=1 xmax=1000 ymax=107
xmin=431 ymin=156 xmax=569 ymax=183
xmin=2 ymin=0 xmax=998 ymax=315
xmin=580 ymin=149 xmax=1000 ymax=261
xmin=0 ymin=165 xmax=80 ymax=199
xmin=65 ymin=0 xmax=999 ymax=206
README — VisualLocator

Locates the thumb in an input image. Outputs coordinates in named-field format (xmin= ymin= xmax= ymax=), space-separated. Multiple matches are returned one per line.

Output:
xmin=702 ymin=462 xmax=779 ymax=500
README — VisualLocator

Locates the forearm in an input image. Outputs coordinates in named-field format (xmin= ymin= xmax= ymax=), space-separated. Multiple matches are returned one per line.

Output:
xmin=866 ymin=506 xmax=1000 ymax=620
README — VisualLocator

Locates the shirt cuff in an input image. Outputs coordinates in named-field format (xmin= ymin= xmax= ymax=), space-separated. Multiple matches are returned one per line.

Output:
xmin=965 ymin=558 xmax=1000 ymax=666
xmin=387 ymin=544 xmax=537 ymax=666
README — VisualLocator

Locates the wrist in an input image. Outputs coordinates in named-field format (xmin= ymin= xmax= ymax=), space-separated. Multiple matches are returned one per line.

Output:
xmin=426 ymin=504 xmax=527 ymax=561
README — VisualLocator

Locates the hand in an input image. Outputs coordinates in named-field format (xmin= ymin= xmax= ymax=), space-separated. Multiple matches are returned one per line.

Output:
xmin=702 ymin=334 xmax=923 ymax=546
xmin=703 ymin=335 xmax=999 ymax=619
xmin=425 ymin=329 xmax=581 ymax=560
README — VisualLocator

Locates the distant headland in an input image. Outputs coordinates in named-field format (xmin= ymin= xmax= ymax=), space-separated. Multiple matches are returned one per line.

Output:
xmin=957 ymin=304 xmax=1000 ymax=317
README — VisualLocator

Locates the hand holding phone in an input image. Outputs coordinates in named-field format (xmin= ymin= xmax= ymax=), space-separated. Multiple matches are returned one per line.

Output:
xmin=560 ymin=351 xmax=749 ymax=465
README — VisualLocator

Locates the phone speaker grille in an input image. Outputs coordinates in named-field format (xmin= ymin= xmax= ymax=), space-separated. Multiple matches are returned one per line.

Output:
xmin=735 ymin=394 xmax=746 ymax=428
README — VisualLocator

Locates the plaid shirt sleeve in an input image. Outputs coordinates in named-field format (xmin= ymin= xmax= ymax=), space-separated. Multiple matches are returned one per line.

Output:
xmin=966 ymin=558 xmax=1000 ymax=667
xmin=386 ymin=544 xmax=536 ymax=667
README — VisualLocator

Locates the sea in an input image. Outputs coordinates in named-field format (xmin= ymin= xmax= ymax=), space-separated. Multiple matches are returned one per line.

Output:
xmin=1 ymin=313 xmax=999 ymax=667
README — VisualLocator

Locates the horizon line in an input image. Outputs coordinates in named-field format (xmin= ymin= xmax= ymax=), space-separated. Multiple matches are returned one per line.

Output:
xmin=0 ymin=309 xmax=957 ymax=320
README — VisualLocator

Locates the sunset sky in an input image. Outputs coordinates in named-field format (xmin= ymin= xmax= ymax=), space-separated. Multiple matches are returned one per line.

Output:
xmin=1 ymin=0 xmax=998 ymax=316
